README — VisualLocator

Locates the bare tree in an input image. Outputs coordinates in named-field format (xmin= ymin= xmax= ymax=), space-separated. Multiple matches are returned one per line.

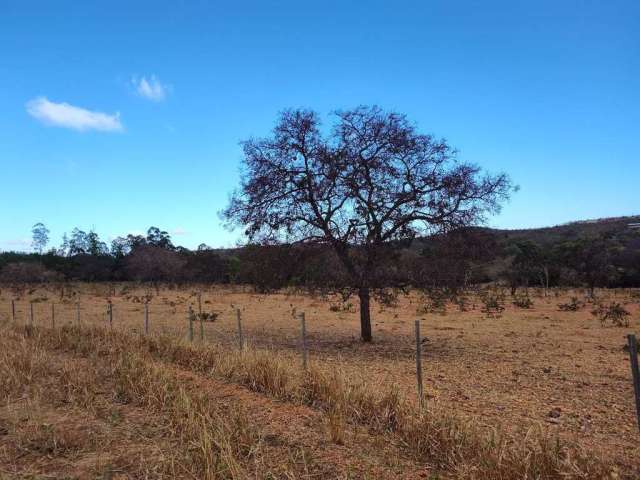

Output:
xmin=223 ymin=106 xmax=512 ymax=341
xmin=125 ymin=245 xmax=185 ymax=282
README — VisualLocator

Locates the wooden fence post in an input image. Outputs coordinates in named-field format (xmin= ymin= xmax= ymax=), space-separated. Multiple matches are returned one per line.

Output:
xmin=236 ymin=308 xmax=244 ymax=350
xmin=188 ymin=306 xmax=194 ymax=342
xmin=51 ymin=303 xmax=55 ymax=329
xmin=627 ymin=334 xmax=640 ymax=432
xmin=300 ymin=312 xmax=308 ymax=371
xmin=30 ymin=302 xmax=34 ymax=325
xmin=144 ymin=301 xmax=149 ymax=335
xmin=76 ymin=302 xmax=80 ymax=325
xmin=11 ymin=300 xmax=15 ymax=323
xmin=415 ymin=320 xmax=425 ymax=410
xmin=108 ymin=302 xmax=113 ymax=329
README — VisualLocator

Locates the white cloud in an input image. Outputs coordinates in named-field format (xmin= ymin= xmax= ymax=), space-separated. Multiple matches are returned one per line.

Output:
xmin=26 ymin=97 xmax=123 ymax=132
xmin=1 ymin=238 xmax=31 ymax=250
xmin=5 ymin=238 xmax=30 ymax=246
xmin=132 ymin=75 xmax=168 ymax=101
xmin=172 ymin=228 xmax=188 ymax=236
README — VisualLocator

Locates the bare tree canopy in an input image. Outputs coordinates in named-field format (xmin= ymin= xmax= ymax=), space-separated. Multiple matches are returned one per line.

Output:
xmin=223 ymin=105 xmax=513 ymax=341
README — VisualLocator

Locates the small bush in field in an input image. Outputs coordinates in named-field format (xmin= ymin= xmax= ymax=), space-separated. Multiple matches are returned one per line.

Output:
xmin=591 ymin=302 xmax=630 ymax=327
xmin=329 ymin=302 xmax=354 ymax=313
xmin=452 ymin=293 xmax=470 ymax=312
xmin=417 ymin=289 xmax=448 ymax=315
xmin=558 ymin=297 xmax=582 ymax=311
xmin=376 ymin=289 xmax=401 ymax=309
xmin=480 ymin=290 xmax=505 ymax=318
xmin=196 ymin=311 xmax=218 ymax=322
xmin=512 ymin=293 xmax=533 ymax=309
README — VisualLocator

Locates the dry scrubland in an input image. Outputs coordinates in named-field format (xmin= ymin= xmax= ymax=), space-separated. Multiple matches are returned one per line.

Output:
xmin=0 ymin=283 xmax=639 ymax=479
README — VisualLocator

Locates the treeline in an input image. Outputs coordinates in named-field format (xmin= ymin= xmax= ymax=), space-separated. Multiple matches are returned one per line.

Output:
xmin=1 ymin=223 xmax=639 ymax=290
xmin=0 ymin=227 xmax=235 ymax=284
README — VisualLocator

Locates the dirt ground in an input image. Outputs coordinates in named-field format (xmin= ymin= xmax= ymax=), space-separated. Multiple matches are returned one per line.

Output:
xmin=1 ymin=283 xmax=639 ymax=473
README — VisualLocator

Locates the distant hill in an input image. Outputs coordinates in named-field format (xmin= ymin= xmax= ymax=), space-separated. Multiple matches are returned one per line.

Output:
xmin=485 ymin=215 xmax=640 ymax=245
xmin=215 ymin=215 xmax=640 ymax=256
xmin=405 ymin=215 xmax=640 ymax=287
xmin=404 ymin=215 xmax=640 ymax=252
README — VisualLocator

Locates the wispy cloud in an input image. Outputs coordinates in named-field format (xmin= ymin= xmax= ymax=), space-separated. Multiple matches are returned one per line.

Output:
xmin=1 ymin=238 xmax=31 ymax=250
xmin=172 ymin=228 xmax=189 ymax=236
xmin=132 ymin=75 xmax=169 ymax=101
xmin=26 ymin=97 xmax=123 ymax=132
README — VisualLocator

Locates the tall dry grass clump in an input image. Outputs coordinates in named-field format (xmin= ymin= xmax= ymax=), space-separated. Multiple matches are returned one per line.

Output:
xmin=400 ymin=409 xmax=612 ymax=479
xmin=0 ymin=327 xmax=52 ymax=400
xmin=111 ymin=351 xmax=261 ymax=479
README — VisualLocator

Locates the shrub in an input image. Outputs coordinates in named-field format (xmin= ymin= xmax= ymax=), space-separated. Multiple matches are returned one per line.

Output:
xmin=591 ymin=302 xmax=630 ymax=327
xmin=196 ymin=311 xmax=218 ymax=322
xmin=480 ymin=290 xmax=505 ymax=318
xmin=0 ymin=262 xmax=62 ymax=284
xmin=329 ymin=302 xmax=354 ymax=313
xmin=512 ymin=293 xmax=533 ymax=309
xmin=451 ymin=293 xmax=470 ymax=312
xmin=417 ymin=289 xmax=448 ymax=315
xmin=558 ymin=297 xmax=582 ymax=311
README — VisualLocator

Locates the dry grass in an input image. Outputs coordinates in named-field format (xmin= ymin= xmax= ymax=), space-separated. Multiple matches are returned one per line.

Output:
xmin=2 ymin=321 xmax=623 ymax=479
xmin=110 ymin=350 xmax=263 ymax=479
xmin=0 ymin=327 xmax=51 ymax=400
xmin=0 ymin=325 xmax=318 ymax=479
xmin=2 ymin=282 xmax=639 ymax=478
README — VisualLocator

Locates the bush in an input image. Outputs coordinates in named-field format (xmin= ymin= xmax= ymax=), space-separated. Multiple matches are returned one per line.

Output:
xmin=591 ymin=302 xmax=630 ymax=327
xmin=480 ymin=289 xmax=505 ymax=318
xmin=196 ymin=312 xmax=218 ymax=322
xmin=0 ymin=262 xmax=61 ymax=284
xmin=512 ymin=293 xmax=533 ymax=309
xmin=417 ymin=289 xmax=448 ymax=315
xmin=558 ymin=297 xmax=582 ymax=311
xmin=452 ymin=292 xmax=470 ymax=312
xmin=329 ymin=302 xmax=354 ymax=313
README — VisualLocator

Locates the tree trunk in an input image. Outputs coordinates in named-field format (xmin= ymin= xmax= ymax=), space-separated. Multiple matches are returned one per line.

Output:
xmin=358 ymin=286 xmax=372 ymax=342
xmin=543 ymin=266 xmax=549 ymax=297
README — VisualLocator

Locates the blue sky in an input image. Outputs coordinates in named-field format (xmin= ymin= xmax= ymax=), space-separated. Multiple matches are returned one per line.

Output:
xmin=1 ymin=1 xmax=638 ymax=251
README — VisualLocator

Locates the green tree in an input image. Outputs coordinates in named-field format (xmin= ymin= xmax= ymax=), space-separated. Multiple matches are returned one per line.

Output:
xmin=110 ymin=236 xmax=130 ymax=258
xmin=86 ymin=230 xmax=108 ymax=256
xmin=31 ymin=222 xmax=49 ymax=254
xmin=69 ymin=228 xmax=89 ymax=255
xmin=556 ymin=235 xmax=618 ymax=295
xmin=146 ymin=227 xmax=174 ymax=250
xmin=58 ymin=233 xmax=70 ymax=257
xmin=505 ymin=240 xmax=543 ymax=294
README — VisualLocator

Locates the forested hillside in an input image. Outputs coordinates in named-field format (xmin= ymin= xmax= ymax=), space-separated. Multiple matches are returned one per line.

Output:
xmin=2 ymin=215 xmax=639 ymax=289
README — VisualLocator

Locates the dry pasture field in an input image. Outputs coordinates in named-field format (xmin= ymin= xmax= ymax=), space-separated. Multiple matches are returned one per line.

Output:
xmin=1 ymin=283 xmax=639 ymax=479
